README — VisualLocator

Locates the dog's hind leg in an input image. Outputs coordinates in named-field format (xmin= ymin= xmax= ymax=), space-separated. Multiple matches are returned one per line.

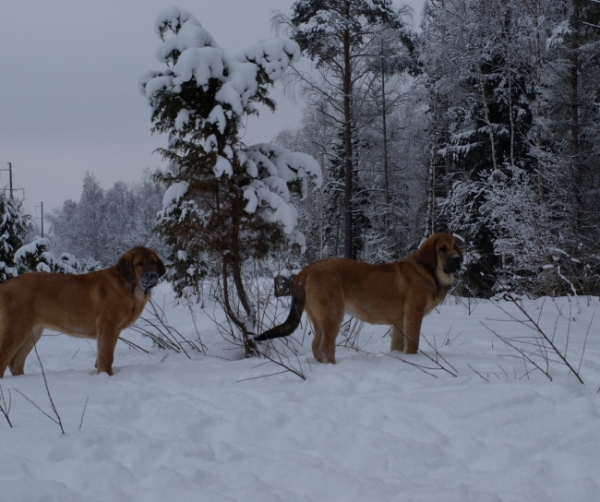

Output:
xmin=9 ymin=327 xmax=44 ymax=376
xmin=306 ymin=284 xmax=344 ymax=364
xmin=317 ymin=300 xmax=345 ymax=364
xmin=308 ymin=309 xmax=344 ymax=364
xmin=305 ymin=296 xmax=327 ymax=362
xmin=0 ymin=323 xmax=28 ymax=377
xmin=320 ymin=316 xmax=343 ymax=364
xmin=310 ymin=318 xmax=325 ymax=363
xmin=0 ymin=339 xmax=15 ymax=378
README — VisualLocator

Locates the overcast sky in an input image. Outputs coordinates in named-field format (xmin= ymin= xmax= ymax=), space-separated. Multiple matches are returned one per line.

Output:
xmin=0 ymin=0 xmax=424 ymax=226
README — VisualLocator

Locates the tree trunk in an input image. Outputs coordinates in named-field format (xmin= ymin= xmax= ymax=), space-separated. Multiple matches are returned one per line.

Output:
xmin=221 ymin=253 xmax=257 ymax=358
xmin=425 ymin=94 xmax=439 ymax=238
xmin=343 ymin=25 xmax=355 ymax=259
xmin=380 ymin=37 xmax=391 ymax=235
xmin=533 ymin=0 xmax=545 ymax=200
xmin=570 ymin=0 xmax=582 ymax=233
xmin=220 ymin=194 xmax=257 ymax=358
xmin=477 ymin=65 xmax=499 ymax=172
xmin=507 ymin=71 xmax=516 ymax=168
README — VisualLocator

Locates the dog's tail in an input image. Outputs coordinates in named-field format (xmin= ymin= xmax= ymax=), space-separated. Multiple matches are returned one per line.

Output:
xmin=255 ymin=278 xmax=305 ymax=341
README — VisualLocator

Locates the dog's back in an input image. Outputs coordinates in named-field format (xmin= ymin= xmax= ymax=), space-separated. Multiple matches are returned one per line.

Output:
xmin=0 ymin=270 xmax=120 ymax=337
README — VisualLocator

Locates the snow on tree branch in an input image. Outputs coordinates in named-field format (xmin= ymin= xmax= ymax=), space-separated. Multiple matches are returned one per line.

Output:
xmin=142 ymin=7 xmax=321 ymax=253
xmin=141 ymin=7 xmax=301 ymax=119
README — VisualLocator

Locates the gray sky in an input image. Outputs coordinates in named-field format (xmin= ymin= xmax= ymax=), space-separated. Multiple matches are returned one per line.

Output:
xmin=0 ymin=0 xmax=423 ymax=224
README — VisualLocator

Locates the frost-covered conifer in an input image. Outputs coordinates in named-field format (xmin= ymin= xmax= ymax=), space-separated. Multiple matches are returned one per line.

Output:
xmin=15 ymin=236 xmax=79 ymax=274
xmin=49 ymin=172 xmax=166 ymax=267
xmin=0 ymin=192 xmax=31 ymax=282
xmin=422 ymin=0 xmax=600 ymax=296
xmin=139 ymin=8 xmax=321 ymax=353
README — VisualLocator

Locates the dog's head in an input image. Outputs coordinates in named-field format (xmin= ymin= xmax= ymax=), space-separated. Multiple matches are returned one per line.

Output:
xmin=117 ymin=247 xmax=166 ymax=290
xmin=417 ymin=233 xmax=463 ymax=276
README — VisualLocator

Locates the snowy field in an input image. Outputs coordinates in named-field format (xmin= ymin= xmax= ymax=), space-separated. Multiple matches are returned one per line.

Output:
xmin=1 ymin=284 xmax=600 ymax=502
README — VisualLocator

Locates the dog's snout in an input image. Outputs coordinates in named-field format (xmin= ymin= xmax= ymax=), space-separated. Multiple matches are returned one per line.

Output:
xmin=142 ymin=271 xmax=159 ymax=289
xmin=445 ymin=254 xmax=462 ymax=274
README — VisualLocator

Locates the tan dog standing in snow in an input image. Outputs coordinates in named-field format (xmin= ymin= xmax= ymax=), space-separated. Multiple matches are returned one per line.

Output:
xmin=256 ymin=233 xmax=463 ymax=363
xmin=0 ymin=246 xmax=165 ymax=377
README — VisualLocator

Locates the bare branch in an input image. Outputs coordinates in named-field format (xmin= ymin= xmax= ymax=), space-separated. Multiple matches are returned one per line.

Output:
xmin=79 ymin=397 xmax=89 ymax=431
xmin=0 ymin=385 xmax=12 ymax=428
xmin=499 ymin=293 xmax=584 ymax=384
xmin=32 ymin=336 xmax=65 ymax=434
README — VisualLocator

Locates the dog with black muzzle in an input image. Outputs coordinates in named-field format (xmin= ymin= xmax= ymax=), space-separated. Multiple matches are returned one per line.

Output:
xmin=256 ymin=233 xmax=463 ymax=363
xmin=0 ymin=246 xmax=165 ymax=377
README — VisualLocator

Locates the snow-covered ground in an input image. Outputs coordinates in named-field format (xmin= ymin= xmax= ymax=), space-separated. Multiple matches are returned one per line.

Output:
xmin=2 ymin=284 xmax=600 ymax=501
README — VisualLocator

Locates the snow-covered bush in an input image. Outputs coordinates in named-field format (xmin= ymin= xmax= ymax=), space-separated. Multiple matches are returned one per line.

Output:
xmin=0 ymin=193 xmax=31 ymax=282
xmin=444 ymin=166 xmax=600 ymax=297
xmin=15 ymin=236 xmax=81 ymax=274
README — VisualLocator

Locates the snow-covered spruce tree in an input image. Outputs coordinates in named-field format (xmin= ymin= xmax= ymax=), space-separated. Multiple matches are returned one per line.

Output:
xmin=139 ymin=8 xmax=321 ymax=355
xmin=421 ymin=0 xmax=600 ymax=296
xmin=540 ymin=0 xmax=600 ymax=246
xmin=421 ymin=0 xmax=542 ymax=296
xmin=0 ymin=192 xmax=31 ymax=282
xmin=15 ymin=236 xmax=79 ymax=274
xmin=76 ymin=172 xmax=105 ymax=263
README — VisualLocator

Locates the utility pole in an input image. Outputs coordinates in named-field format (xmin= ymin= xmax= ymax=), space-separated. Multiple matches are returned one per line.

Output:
xmin=1 ymin=163 xmax=14 ymax=199
xmin=35 ymin=202 xmax=44 ymax=237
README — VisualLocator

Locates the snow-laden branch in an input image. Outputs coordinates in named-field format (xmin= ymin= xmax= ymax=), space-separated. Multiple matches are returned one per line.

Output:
xmin=141 ymin=7 xmax=301 ymax=120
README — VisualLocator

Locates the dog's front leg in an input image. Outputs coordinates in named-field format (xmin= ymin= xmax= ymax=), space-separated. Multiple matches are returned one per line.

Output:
xmin=390 ymin=324 xmax=405 ymax=352
xmin=96 ymin=322 xmax=120 ymax=375
xmin=403 ymin=308 xmax=424 ymax=354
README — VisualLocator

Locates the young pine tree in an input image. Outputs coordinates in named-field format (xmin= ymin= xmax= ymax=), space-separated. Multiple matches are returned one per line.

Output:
xmin=139 ymin=8 xmax=321 ymax=355
xmin=0 ymin=193 xmax=31 ymax=282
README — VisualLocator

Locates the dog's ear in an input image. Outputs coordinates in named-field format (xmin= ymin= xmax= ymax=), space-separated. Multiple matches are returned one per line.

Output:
xmin=156 ymin=255 xmax=166 ymax=277
xmin=417 ymin=235 xmax=438 ymax=270
xmin=116 ymin=252 xmax=136 ymax=284
xmin=452 ymin=236 xmax=462 ymax=254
